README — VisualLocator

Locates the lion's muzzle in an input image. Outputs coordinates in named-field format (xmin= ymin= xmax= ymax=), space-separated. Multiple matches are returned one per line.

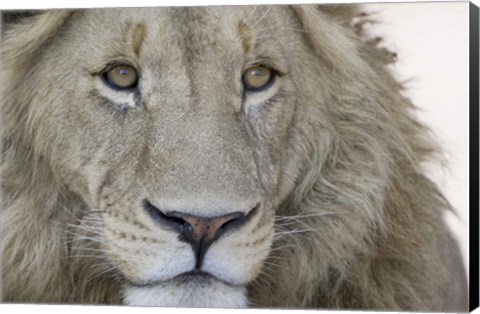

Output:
xmin=117 ymin=200 xmax=269 ymax=308
xmin=143 ymin=199 xmax=258 ymax=269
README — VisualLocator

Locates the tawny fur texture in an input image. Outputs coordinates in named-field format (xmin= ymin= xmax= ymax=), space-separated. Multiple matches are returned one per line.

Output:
xmin=0 ymin=5 xmax=467 ymax=311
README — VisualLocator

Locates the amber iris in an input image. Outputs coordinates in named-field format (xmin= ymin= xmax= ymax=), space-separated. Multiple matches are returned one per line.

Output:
xmin=105 ymin=65 xmax=138 ymax=89
xmin=243 ymin=66 xmax=273 ymax=91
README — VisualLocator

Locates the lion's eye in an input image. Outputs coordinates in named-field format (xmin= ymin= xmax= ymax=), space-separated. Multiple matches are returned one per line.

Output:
xmin=243 ymin=66 xmax=274 ymax=91
xmin=104 ymin=64 xmax=139 ymax=90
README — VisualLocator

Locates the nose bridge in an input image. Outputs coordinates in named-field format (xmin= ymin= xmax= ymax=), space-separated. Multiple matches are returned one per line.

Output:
xmin=183 ymin=109 xmax=260 ymax=191
xmin=190 ymin=110 xmax=248 ymax=163
xmin=142 ymin=31 xmax=262 ymax=209
xmin=162 ymin=20 xmax=251 ymax=181
xmin=146 ymin=99 xmax=262 ymax=212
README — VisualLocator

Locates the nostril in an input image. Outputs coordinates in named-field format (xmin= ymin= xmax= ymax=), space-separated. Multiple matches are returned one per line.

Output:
xmin=218 ymin=212 xmax=243 ymax=232
xmin=219 ymin=204 xmax=259 ymax=231
xmin=143 ymin=200 xmax=260 ymax=268
xmin=143 ymin=200 xmax=260 ymax=239
xmin=143 ymin=199 xmax=166 ymax=221
xmin=165 ymin=215 xmax=187 ymax=227
xmin=143 ymin=200 xmax=193 ymax=232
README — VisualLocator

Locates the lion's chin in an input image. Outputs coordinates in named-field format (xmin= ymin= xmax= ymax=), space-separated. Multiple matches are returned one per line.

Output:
xmin=122 ymin=275 xmax=248 ymax=308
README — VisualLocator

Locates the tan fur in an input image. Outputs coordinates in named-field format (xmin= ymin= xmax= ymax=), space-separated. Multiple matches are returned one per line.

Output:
xmin=1 ymin=5 xmax=467 ymax=310
xmin=130 ymin=22 xmax=147 ymax=58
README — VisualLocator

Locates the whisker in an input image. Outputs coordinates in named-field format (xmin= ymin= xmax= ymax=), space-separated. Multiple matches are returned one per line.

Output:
xmin=274 ymin=212 xmax=338 ymax=221
xmin=86 ymin=266 xmax=119 ymax=285
xmin=250 ymin=274 xmax=272 ymax=290
xmin=262 ymin=260 xmax=293 ymax=273
xmin=89 ymin=262 xmax=114 ymax=269
xmin=67 ymin=223 xmax=104 ymax=235
xmin=273 ymin=228 xmax=320 ymax=241
xmin=251 ymin=6 xmax=272 ymax=29
xmin=65 ymin=236 xmax=105 ymax=245
xmin=69 ymin=247 xmax=107 ymax=253
xmin=64 ymin=254 xmax=107 ymax=259
xmin=243 ymin=5 xmax=259 ymax=25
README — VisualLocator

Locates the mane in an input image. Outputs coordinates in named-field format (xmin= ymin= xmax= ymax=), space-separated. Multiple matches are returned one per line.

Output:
xmin=1 ymin=11 xmax=122 ymax=303
xmin=1 ymin=5 xmax=456 ymax=310
xmin=248 ymin=5 xmax=452 ymax=310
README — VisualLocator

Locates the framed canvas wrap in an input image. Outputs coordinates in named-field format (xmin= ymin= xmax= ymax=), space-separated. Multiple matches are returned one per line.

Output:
xmin=0 ymin=0 xmax=476 ymax=312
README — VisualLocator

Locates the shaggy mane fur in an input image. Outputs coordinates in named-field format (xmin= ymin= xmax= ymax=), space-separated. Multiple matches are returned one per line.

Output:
xmin=1 ymin=4 xmax=467 ymax=311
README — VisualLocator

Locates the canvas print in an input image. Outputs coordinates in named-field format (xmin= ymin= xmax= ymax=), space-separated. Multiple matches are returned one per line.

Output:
xmin=0 ymin=2 xmax=472 ymax=311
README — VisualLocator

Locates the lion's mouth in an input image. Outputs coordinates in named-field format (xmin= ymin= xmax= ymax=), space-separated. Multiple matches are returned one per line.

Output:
xmin=126 ymin=269 xmax=240 ymax=288
xmin=123 ymin=267 xmax=249 ymax=308
xmin=174 ymin=270 xmax=222 ymax=285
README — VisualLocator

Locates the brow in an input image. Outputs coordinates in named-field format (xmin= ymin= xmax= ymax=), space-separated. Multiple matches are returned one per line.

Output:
xmin=237 ymin=21 xmax=253 ymax=54
xmin=130 ymin=22 xmax=147 ymax=58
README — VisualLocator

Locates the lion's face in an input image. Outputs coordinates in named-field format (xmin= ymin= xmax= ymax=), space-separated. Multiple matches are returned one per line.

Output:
xmin=25 ymin=6 xmax=333 ymax=307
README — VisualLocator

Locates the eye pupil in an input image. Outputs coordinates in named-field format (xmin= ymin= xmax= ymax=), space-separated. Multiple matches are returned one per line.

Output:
xmin=104 ymin=64 xmax=139 ymax=90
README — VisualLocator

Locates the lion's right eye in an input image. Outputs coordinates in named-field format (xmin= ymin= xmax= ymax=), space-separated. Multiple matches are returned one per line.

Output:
xmin=103 ymin=64 xmax=139 ymax=90
xmin=243 ymin=66 xmax=275 ymax=92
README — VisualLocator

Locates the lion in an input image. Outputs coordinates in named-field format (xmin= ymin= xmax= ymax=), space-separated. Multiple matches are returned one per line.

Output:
xmin=0 ymin=4 xmax=468 ymax=311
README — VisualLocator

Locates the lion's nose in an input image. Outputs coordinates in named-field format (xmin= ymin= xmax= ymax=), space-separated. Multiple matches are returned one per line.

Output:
xmin=143 ymin=200 xmax=258 ymax=268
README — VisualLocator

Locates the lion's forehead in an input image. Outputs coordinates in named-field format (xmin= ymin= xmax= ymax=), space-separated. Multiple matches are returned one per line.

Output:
xmin=75 ymin=6 xmax=294 ymax=57
xmin=85 ymin=6 xmax=284 ymax=31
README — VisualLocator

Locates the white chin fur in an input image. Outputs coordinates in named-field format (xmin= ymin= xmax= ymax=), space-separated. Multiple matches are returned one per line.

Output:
xmin=123 ymin=278 xmax=248 ymax=308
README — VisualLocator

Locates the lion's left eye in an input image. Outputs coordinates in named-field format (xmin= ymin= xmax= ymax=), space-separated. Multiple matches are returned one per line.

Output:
xmin=103 ymin=64 xmax=139 ymax=90
xmin=243 ymin=66 xmax=274 ymax=92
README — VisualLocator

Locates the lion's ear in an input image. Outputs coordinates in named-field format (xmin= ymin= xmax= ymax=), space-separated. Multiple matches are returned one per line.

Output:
xmin=291 ymin=5 xmax=366 ymax=75
xmin=1 ymin=10 xmax=71 ymax=66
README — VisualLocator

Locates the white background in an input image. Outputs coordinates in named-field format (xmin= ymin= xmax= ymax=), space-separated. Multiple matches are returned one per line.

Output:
xmin=365 ymin=1 xmax=470 ymax=277
xmin=0 ymin=0 xmax=476 ymax=313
